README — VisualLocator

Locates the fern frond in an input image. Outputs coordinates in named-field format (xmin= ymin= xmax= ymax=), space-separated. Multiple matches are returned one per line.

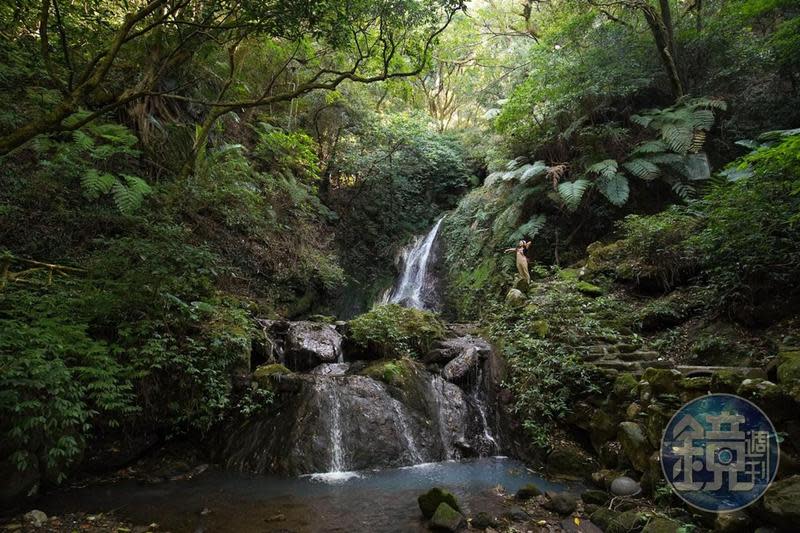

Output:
xmin=81 ymin=170 xmax=116 ymax=200
xmin=632 ymin=140 xmax=667 ymax=154
xmin=587 ymin=159 xmax=618 ymax=178
xmin=623 ymin=158 xmax=660 ymax=180
xmin=596 ymin=173 xmax=629 ymax=206
xmin=671 ymin=181 xmax=696 ymax=201
xmin=72 ymin=130 xmax=95 ymax=151
xmin=630 ymin=114 xmax=653 ymax=128
xmin=520 ymin=160 xmax=547 ymax=182
xmin=557 ymin=179 xmax=591 ymax=211
xmin=662 ymin=124 xmax=694 ymax=154
xmin=509 ymin=214 xmax=547 ymax=243
xmin=690 ymin=130 xmax=707 ymax=153
xmin=690 ymin=109 xmax=715 ymax=130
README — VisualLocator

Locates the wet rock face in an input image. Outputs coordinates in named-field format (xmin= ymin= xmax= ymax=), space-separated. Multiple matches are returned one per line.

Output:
xmin=442 ymin=347 xmax=480 ymax=385
xmin=219 ymin=364 xmax=496 ymax=475
xmin=283 ymin=321 xmax=343 ymax=371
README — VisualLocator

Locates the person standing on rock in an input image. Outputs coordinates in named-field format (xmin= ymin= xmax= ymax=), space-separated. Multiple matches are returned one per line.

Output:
xmin=505 ymin=238 xmax=532 ymax=287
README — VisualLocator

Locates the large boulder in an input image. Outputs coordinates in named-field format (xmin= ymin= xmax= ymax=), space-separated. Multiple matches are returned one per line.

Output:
xmin=763 ymin=475 xmax=800 ymax=529
xmin=505 ymin=288 xmax=526 ymax=306
xmin=442 ymin=347 xmax=480 ymax=386
xmin=418 ymin=487 xmax=462 ymax=519
xmin=546 ymin=446 xmax=597 ymax=480
xmin=284 ymin=321 xmax=342 ymax=371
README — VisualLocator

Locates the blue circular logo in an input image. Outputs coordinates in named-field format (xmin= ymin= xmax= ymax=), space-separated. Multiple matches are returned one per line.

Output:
xmin=660 ymin=393 xmax=779 ymax=512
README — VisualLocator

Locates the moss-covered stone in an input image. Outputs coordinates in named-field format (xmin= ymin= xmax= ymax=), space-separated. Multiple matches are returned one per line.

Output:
xmin=581 ymin=489 xmax=610 ymax=506
xmin=253 ymin=363 xmax=292 ymax=389
xmin=778 ymin=350 xmax=800 ymax=384
xmin=576 ymin=281 xmax=604 ymax=296
xmin=348 ymin=304 xmax=445 ymax=359
xmin=418 ymin=487 xmax=461 ymax=519
xmin=618 ymin=421 xmax=651 ymax=472
xmin=645 ymin=402 xmax=675 ymax=448
xmin=613 ymin=372 xmax=639 ymax=401
xmin=546 ymin=446 xmax=597 ymax=480
xmin=710 ymin=369 xmax=747 ymax=393
xmin=514 ymin=483 xmax=542 ymax=500
xmin=641 ymin=516 xmax=681 ymax=533
xmin=590 ymin=409 xmax=620 ymax=452
xmin=641 ymin=368 xmax=681 ymax=395
xmin=430 ymin=502 xmax=464 ymax=532
xmin=362 ymin=358 xmax=414 ymax=388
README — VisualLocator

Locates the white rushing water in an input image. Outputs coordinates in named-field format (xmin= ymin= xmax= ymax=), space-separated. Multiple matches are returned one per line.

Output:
xmin=383 ymin=216 xmax=445 ymax=310
xmin=327 ymin=383 xmax=346 ymax=472
xmin=389 ymin=397 xmax=424 ymax=464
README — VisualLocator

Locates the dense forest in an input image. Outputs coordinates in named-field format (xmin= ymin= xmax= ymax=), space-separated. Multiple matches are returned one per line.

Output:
xmin=1 ymin=0 xmax=799 ymax=532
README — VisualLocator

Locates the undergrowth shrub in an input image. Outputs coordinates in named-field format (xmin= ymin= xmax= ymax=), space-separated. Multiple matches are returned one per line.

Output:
xmin=348 ymin=304 xmax=445 ymax=358
xmin=692 ymin=134 xmax=800 ymax=322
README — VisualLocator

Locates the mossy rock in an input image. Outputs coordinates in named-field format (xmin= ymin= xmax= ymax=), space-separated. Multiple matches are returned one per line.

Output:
xmin=307 ymin=314 xmax=336 ymax=324
xmin=430 ymin=502 xmax=465 ymax=532
xmin=576 ymin=281 xmax=604 ymax=296
xmin=618 ymin=421 xmax=651 ymax=472
xmin=778 ymin=350 xmax=800 ymax=384
xmin=515 ymin=483 xmax=542 ymax=500
xmin=644 ymin=402 xmax=675 ymax=449
xmin=641 ymin=368 xmax=681 ymax=395
xmin=253 ymin=363 xmax=292 ymax=389
xmin=506 ymin=288 xmax=526 ymax=307
xmin=348 ymin=304 xmax=445 ymax=359
xmin=613 ymin=373 xmax=639 ymax=401
xmin=556 ymin=268 xmax=580 ymax=281
xmin=581 ymin=489 xmax=610 ymax=506
xmin=418 ymin=487 xmax=462 ymax=519
xmin=710 ymin=369 xmax=748 ymax=393
xmin=589 ymin=508 xmax=621 ymax=531
xmin=546 ymin=446 xmax=597 ymax=480
xmin=590 ymin=409 xmax=620 ymax=452
xmin=641 ymin=516 xmax=681 ymax=533
xmin=362 ymin=358 xmax=414 ymax=388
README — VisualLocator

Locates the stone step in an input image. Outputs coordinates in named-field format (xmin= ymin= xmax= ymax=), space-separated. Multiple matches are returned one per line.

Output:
xmin=675 ymin=366 xmax=767 ymax=379
xmin=592 ymin=360 xmax=642 ymax=372
xmin=618 ymin=351 xmax=660 ymax=362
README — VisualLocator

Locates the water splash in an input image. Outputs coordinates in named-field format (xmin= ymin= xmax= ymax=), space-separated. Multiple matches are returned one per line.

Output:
xmin=384 ymin=216 xmax=445 ymax=310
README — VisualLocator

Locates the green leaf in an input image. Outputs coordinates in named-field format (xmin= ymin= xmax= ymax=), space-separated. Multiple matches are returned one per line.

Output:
xmin=623 ymin=159 xmax=661 ymax=180
xmin=596 ymin=173 xmax=629 ymax=206
xmin=587 ymin=159 xmax=618 ymax=178
xmin=557 ymin=180 xmax=591 ymax=210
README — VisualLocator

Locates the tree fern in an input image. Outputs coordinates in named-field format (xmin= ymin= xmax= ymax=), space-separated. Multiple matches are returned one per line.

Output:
xmin=596 ymin=173 xmax=629 ymax=206
xmin=558 ymin=179 xmax=590 ymax=211
xmin=520 ymin=160 xmax=547 ymax=182
xmin=632 ymin=140 xmax=667 ymax=154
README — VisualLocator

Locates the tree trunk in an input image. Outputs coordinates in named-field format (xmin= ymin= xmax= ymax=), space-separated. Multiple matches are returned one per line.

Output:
xmin=642 ymin=3 xmax=684 ymax=100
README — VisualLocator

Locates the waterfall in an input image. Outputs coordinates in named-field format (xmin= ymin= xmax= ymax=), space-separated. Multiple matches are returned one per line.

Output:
xmin=383 ymin=216 xmax=445 ymax=310
xmin=471 ymin=370 xmax=499 ymax=455
xmin=389 ymin=397 xmax=424 ymax=464
xmin=327 ymin=381 xmax=346 ymax=472
xmin=430 ymin=376 xmax=455 ymax=460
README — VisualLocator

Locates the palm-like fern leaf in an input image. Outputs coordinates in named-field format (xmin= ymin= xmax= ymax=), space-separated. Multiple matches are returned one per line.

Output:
xmin=623 ymin=158 xmax=661 ymax=180
xmin=596 ymin=173 xmax=629 ymax=206
xmin=81 ymin=170 xmax=117 ymax=199
xmin=509 ymin=214 xmax=547 ymax=243
xmin=558 ymin=179 xmax=591 ymax=210
xmin=587 ymin=159 xmax=618 ymax=178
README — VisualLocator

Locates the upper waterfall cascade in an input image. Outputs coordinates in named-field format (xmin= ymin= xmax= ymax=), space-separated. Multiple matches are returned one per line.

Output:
xmin=383 ymin=216 xmax=445 ymax=310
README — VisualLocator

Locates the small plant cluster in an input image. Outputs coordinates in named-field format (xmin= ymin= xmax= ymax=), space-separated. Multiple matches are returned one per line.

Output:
xmin=348 ymin=304 xmax=446 ymax=359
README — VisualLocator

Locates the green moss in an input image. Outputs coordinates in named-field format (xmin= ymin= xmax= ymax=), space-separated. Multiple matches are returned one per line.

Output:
xmin=576 ymin=281 xmax=605 ymax=296
xmin=778 ymin=350 xmax=800 ymax=384
xmin=613 ymin=372 xmax=639 ymax=400
xmin=417 ymin=487 xmax=462 ymax=519
xmin=531 ymin=319 xmax=549 ymax=338
xmin=362 ymin=358 xmax=414 ymax=387
xmin=253 ymin=363 xmax=292 ymax=388
xmin=348 ymin=304 xmax=445 ymax=359
xmin=556 ymin=268 xmax=580 ymax=281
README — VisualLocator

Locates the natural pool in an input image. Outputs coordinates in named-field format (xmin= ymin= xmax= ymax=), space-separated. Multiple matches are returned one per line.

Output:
xmin=40 ymin=457 xmax=572 ymax=532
